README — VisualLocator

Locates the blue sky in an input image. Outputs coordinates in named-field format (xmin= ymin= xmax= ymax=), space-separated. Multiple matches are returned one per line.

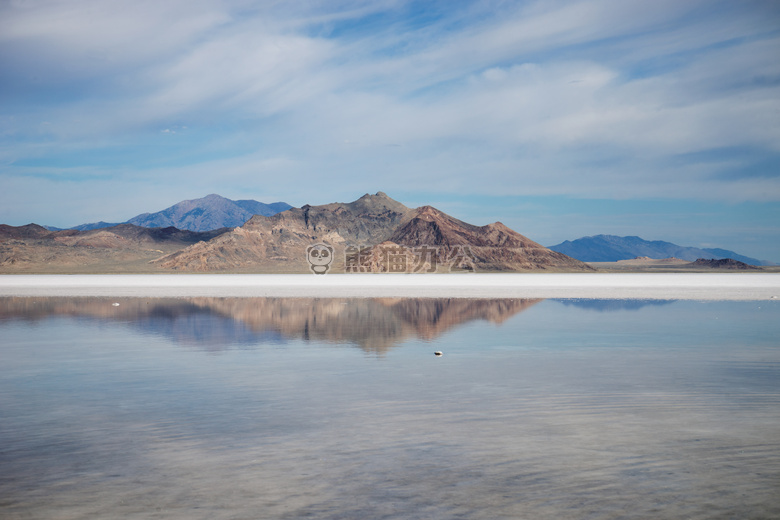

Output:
xmin=1 ymin=0 xmax=779 ymax=261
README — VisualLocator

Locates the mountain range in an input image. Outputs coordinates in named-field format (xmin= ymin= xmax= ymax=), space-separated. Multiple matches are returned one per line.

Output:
xmin=0 ymin=223 xmax=230 ymax=272
xmin=155 ymin=192 xmax=592 ymax=272
xmin=60 ymin=194 xmax=292 ymax=232
xmin=548 ymin=234 xmax=773 ymax=266
xmin=2 ymin=193 xmax=770 ymax=273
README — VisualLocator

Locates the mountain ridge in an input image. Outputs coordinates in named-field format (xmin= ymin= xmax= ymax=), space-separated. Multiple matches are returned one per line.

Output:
xmin=61 ymin=194 xmax=292 ymax=232
xmin=369 ymin=205 xmax=590 ymax=272
xmin=0 ymin=222 xmax=230 ymax=272
xmin=155 ymin=192 xmax=415 ymax=271
xmin=549 ymin=234 xmax=773 ymax=266
xmin=156 ymin=193 xmax=594 ymax=272
xmin=5 ymin=195 xmax=770 ymax=273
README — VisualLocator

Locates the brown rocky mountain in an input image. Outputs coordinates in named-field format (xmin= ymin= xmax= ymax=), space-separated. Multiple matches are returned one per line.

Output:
xmin=367 ymin=205 xmax=593 ymax=272
xmin=155 ymin=192 xmax=415 ymax=271
xmin=1 ymin=192 xmax=593 ymax=273
xmin=0 ymin=223 xmax=52 ymax=240
xmin=0 ymin=224 xmax=229 ymax=272
xmin=156 ymin=193 xmax=593 ymax=272
xmin=51 ymin=224 xmax=229 ymax=248
xmin=689 ymin=258 xmax=761 ymax=270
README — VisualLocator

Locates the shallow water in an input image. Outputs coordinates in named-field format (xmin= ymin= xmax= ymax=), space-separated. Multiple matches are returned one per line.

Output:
xmin=1 ymin=297 xmax=778 ymax=519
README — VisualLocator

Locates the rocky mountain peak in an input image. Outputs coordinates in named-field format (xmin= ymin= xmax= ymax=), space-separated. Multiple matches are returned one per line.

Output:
xmin=413 ymin=206 xmax=441 ymax=220
xmin=0 ymin=223 xmax=51 ymax=241
xmin=154 ymin=192 xmax=593 ymax=272
xmin=346 ymin=192 xmax=411 ymax=217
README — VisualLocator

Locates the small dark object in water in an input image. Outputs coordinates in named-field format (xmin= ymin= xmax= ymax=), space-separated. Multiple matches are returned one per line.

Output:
xmin=434 ymin=351 xmax=443 ymax=356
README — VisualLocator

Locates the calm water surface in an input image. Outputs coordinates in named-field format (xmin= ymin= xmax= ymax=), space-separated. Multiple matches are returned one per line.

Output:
xmin=1 ymin=297 xmax=778 ymax=519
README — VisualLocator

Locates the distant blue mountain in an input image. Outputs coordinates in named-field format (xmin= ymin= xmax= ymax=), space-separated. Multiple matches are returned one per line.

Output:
xmin=68 ymin=221 xmax=122 ymax=231
xmin=548 ymin=235 xmax=773 ymax=266
xmin=65 ymin=194 xmax=292 ymax=232
xmin=233 ymin=199 xmax=292 ymax=216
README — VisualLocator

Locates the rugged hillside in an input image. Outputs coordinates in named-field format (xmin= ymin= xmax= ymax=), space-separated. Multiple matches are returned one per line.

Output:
xmin=0 ymin=223 xmax=53 ymax=240
xmin=51 ymin=224 xmax=228 ymax=248
xmin=549 ymin=234 xmax=769 ymax=266
xmin=156 ymin=193 xmax=592 ymax=272
xmin=0 ymin=223 xmax=228 ymax=272
xmin=3 ymin=193 xmax=594 ymax=273
xmin=65 ymin=194 xmax=292 ymax=232
xmin=361 ymin=206 xmax=593 ymax=272
xmin=155 ymin=192 xmax=413 ymax=271
xmin=689 ymin=258 xmax=761 ymax=270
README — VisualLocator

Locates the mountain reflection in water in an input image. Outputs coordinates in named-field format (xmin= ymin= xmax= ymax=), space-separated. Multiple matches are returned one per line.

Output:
xmin=1 ymin=297 xmax=778 ymax=520
xmin=0 ymin=297 xmax=541 ymax=353
xmin=555 ymin=299 xmax=675 ymax=312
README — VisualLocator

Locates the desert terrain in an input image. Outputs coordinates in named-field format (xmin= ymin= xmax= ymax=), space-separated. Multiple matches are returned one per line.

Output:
xmin=2 ymin=194 xmax=774 ymax=275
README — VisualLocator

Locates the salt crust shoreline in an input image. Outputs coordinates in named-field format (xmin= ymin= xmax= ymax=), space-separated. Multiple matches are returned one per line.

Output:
xmin=1 ymin=273 xmax=779 ymax=300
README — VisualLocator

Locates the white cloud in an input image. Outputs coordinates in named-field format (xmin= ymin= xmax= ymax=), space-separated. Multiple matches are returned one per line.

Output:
xmin=2 ymin=0 xmax=779 ymax=219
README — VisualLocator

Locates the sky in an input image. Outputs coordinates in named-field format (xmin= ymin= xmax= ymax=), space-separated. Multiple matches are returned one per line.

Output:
xmin=1 ymin=0 xmax=779 ymax=261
